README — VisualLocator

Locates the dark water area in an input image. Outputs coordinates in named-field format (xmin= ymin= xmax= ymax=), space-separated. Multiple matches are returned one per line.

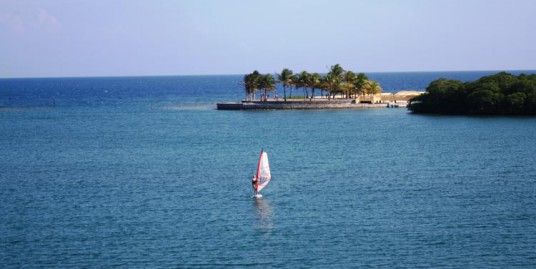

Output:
xmin=1 ymin=72 xmax=536 ymax=268
xmin=0 ymin=75 xmax=240 ymax=108
xmin=1 ymin=70 xmax=534 ymax=108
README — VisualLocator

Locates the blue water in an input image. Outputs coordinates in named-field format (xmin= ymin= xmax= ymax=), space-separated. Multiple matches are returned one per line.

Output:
xmin=2 ymin=71 xmax=536 ymax=268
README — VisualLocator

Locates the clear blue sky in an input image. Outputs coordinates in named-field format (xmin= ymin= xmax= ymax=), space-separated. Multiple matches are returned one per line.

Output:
xmin=1 ymin=0 xmax=535 ymax=78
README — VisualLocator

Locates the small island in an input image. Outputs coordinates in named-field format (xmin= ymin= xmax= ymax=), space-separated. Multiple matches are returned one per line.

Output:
xmin=408 ymin=72 xmax=536 ymax=115
xmin=217 ymin=64 xmax=422 ymax=110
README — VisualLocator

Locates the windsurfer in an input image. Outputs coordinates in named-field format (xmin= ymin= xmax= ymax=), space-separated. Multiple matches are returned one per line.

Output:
xmin=252 ymin=175 xmax=258 ymax=195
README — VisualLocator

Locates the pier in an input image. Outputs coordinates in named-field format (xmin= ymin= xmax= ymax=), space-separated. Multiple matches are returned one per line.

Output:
xmin=217 ymin=99 xmax=407 ymax=110
xmin=216 ymin=91 xmax=423 ymax=110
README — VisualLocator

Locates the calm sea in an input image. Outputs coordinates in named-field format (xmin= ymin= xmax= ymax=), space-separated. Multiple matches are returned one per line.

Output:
xmin=1 ymin=71 xmax=536 ymax=268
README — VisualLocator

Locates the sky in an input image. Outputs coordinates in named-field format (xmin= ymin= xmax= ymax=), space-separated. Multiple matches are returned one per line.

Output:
xmin=1 ymin=0 xmax=535 ymax=78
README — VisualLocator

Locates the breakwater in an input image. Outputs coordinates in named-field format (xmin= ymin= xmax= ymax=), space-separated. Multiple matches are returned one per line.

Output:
xmin=217 ymin=100 xmax=404 ymax=110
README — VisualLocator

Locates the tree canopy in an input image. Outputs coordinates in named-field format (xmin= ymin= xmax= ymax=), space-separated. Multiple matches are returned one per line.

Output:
xmin=243 ymin=64 xmax=381 ymax=101
xmin=408 ymin=72 xmax=536 ymax=115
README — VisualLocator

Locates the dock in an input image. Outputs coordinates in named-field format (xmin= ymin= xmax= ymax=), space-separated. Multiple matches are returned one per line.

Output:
xmin=217 ymin=99 xmax=407 ymax=110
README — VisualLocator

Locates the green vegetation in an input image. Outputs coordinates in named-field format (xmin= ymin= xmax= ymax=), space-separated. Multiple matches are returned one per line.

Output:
xmin=243 ymin=70 xmax=276 ymax=101
xmin=408 ymin=72 xmax=536 ymax=115
xmin=243 ymin=64 xmax=382 ymax=101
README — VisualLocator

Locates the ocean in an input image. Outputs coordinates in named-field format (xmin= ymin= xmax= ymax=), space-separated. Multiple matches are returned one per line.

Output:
xmin=1 ymin=71 xmax=536 ymax=268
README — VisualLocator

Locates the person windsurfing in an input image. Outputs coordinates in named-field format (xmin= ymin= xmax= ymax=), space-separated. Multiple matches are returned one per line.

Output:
xmin=252 ymin=175 xmax=258 ymax=195
xmin=252 ymin=149 xmax=271 ymax=197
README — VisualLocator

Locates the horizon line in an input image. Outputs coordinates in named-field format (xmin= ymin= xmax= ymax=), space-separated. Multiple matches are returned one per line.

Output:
xmin=1 ymin=69 xmax=536 ymax=80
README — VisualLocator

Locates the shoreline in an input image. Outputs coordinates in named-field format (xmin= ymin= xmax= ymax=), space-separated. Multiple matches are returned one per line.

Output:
xmin=217 ymin=99 xmax=406 ymax=110
xmin=218 ymin=90 xmax=423 ymax=110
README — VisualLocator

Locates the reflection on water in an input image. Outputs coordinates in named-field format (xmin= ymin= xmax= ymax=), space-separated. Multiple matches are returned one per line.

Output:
xmin=253 ymin=197 xmax=273 ymax=231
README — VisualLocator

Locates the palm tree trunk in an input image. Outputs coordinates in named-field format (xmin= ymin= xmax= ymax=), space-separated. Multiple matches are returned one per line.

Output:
xmin=289 ymin=85 xmax=293 ymax=98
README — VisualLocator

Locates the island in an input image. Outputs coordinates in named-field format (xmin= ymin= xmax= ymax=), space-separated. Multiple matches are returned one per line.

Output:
xmin=408 ymin=72 xmax=536 ymax=115
xmin=217 ymin=64 xmax=423 ymax=110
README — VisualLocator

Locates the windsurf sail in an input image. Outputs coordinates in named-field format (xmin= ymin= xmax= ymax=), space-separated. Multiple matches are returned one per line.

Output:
xmin=255 ymin=149 xmax=271 ymax=192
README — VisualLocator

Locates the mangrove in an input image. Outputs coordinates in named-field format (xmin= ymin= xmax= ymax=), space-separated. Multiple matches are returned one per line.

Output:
xmin=408 ymin=72 xmax=536 ymax=115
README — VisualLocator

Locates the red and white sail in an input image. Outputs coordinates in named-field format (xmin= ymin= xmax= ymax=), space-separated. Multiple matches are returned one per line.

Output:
xmin=255 ymin=150 xmax=271 ymax=192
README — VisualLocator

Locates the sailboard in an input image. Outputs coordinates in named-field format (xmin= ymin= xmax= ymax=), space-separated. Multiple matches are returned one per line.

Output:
xmin=254 ymin=149 xmax=271 ymax=196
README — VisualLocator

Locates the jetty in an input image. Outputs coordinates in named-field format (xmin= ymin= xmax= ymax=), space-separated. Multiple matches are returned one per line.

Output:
xmin=217 ymin=99 xmax=394 ymax=110
xmin=217 ymin=91 xmax=423 ymax=110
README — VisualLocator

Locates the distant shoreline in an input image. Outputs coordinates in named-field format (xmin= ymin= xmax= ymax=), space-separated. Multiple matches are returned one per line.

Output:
xmin=217 ymin=99 xmax=407 ymax=110
xmin=2 ymin=70 xmax=535 ymax=80
xmin=217 ymin=90 xmax=422 ymax=110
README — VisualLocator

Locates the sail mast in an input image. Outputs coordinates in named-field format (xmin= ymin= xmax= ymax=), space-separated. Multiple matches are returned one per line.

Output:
xmin=255 ymin=148 xmax=263 ymax=191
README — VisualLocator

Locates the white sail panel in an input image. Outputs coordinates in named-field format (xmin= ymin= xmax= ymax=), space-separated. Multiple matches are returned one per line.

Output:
xmin=256 ymin=151 xmax=271 ymax=192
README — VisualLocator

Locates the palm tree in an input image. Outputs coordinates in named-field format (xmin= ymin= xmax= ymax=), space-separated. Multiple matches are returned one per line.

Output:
xmin=245 ymin=65 xmax=379 ymax=103
xmin=365 ymin=81 xmax=382 ymax=95
xmin=343 ymin=71 xmax=357 ymax=99
xmin=327 ymin=64 xmax=344 ymax=99
xmin=360 ymin=80 xmax=382 ymax=103
xmin=298 ymin=71 xmax=311 ymax=100
xmin=309 ymin=73 xmax=321 ymax=100
xmin=354 ymin=73 xmax=368 ymax=98
xmin=289 ymin=74 xmax=299 ymax=99
xmin=318 ymin=75 xmax=328 ymax=98
xmin=277 ymin=68 xmax=293 ymax=102
xmin=329 ymin=64 xmax=345 ymax=78
xmin=260 ymin=74 xmax=276 ymax=100
xmin=325 ymin=72 xmax=339 ymax=100
xmin=243 ymin=70 xmax=262 ymax=100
